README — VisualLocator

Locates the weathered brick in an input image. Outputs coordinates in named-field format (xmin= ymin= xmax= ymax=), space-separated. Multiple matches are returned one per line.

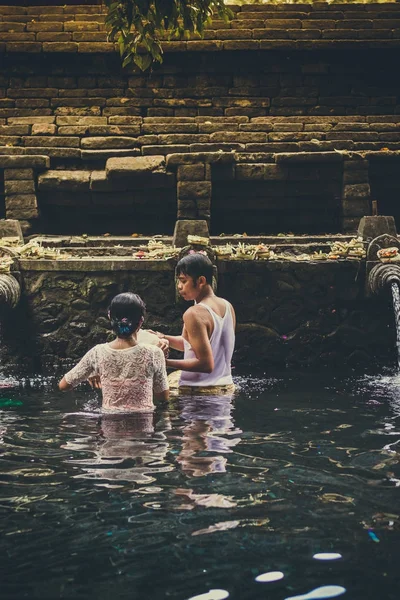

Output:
xmin=5 ymin=194 xmax=37 ymax=209
xmin=177 ymin=164 xmax=206 ymax=181
xmin=7 ymin=88 xmax=58 ymax=99
xmin=38 ymin=170 xmax=90 ymax=191
xmin=0 ymin=22 xmax=26 ymax=32
xmin=23 ymin=136 xmax=80 ymax=148
xmin=343 ymin=183 xmax=370 ymax=199
xmin=42 ymin=43 xmax=78 ymax=53
xmin=32 ymin=124 xmax=57 ymax=135
xmin=177 ymin=181 xmax=212 ymax=200
xmin=64 ymin=21 xmax=100 ymax=32
xmin=236 ymin=163 xmax=265 ymax=180
xmin=4 ymin=168 xmax=33 ymax=180
xmin=8 ymin=117 xmax=55 ymax=125
xmin=142 ymin=145 xmax=190 ymax=156
xmin=6 ymin=43 xmax=42 ymax=53
xmin=80 ymin=137 xmax=138 ymax=149
xmin=0 ymin=125 xmax=30 ymax=135
xmin=7 ymin=207 xmax=39 ymax=220
xmin=72 ymin=32 xmax=108 ymax=42
xmin=37 ymin=33 xmax=73 ymax=42
xmin=342 ymin=198 xmax=370 ymax=217
xmin=26 ymin=21 xmax=63 ymax=32
xmin=343 ymin=170 xmax=369 ymax=184
xmin=77 ymin=42 xmax=115 ymax=53
xmin=5 ymin=180 xmax=35 ymax=194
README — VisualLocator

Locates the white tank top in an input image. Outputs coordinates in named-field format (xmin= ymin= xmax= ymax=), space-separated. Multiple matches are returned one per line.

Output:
xmin=179 ymin=299 xmax=235 ymax=387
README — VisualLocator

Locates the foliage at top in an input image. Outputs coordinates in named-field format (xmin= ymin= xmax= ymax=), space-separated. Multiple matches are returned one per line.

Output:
xmin=104 ymin=1 xmax=233 ymax=71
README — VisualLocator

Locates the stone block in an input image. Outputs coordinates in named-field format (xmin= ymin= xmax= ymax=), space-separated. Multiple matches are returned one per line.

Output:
xmin=81 ymin=149 xmax=140 ymax=161
xmin=177 ymin=209 xmax=197 ymax=219
xmin=236 ymin=163 xmax=265 ymax=180
xmin=32 ymin=124 xmax=57 ymax=135
xmin=177 ymin=164 xmax=206 ymax=181
xmin=81 ymin=137 xmax=138 ymax=149
xmin=8 ymin=117 xmax=55 ymax=125
xmin=23 ymin=147 xmax=81 ymax=159
xmin=6 ymin=43 xmax=42 ymax=53
xmin=0 ymin=156 xmax=50 ymax=169
xmin=166 ymin=152 xmax=235 ymax=167
xmin=177 ymin=181 xmax=212 ymax=201
xmin=42 ymin=42 xmax=78 ymax=53
xmin=0 ymin=219 xmax=23 ymax=241
xmin=38 ymin=170 xmax=91 ymax=191
xmin=5 ymin=180 xmax=35 ymax=195
xmin=264 ymin=164 xmax=288 ymax=180
xmin=343 ymin=170 xmax=369 ymax=184
xmin=343 ymin=183 xmax=370 ymax=199
xmin=106 ymin=155 xmax=166 ymax=179
xmin=342 ymin=217 xmax=360 ymax=233
xmin=7 ymin=207 xmax=39 ymax=220
xmin=5 ymin=194 xmax=37 ymax=210
xmin=23 ymin=136 xmax=79 ymax=148
xmin=210 ymin=132 xmax=267 ymax=143
xmin=4 ymin=169 xmax=33 ymax=180
xmin=358 ymin=215 xmax=397 ymax=240
xmin=77 ymin=43 xmax=115 ymax=53
xmin=90 ymin=171 xmax=128 ymax=192
xmin=342 ymin=198 xmax=370 ymax=217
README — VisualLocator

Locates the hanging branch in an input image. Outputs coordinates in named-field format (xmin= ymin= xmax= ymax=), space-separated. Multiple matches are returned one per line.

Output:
xmin=104 ymin=0 xmax=233 ymax=71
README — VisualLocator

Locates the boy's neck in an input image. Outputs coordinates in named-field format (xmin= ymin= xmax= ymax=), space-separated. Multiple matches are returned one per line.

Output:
xmin=195 ymin=285 xmax=215 ymax=303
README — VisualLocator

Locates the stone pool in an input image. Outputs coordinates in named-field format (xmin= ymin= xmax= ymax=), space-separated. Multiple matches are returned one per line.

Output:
xmin=0 ymin=368 xmax=399 ymax=600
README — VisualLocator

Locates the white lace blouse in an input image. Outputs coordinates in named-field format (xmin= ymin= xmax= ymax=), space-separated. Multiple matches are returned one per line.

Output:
xmin=64 ymin=343 xmax=169 ymax=413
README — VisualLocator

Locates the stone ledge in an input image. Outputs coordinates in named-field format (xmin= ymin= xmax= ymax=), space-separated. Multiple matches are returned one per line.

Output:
xmin=0 ymin=155 xmax=49 ymax=168
xmin=18 ymin=258 xmax=176 ymax=272
xmin=166 ymin=152 xmax=235 ymax=167
xmin=275 ymin=151 xmax=345 ymax=163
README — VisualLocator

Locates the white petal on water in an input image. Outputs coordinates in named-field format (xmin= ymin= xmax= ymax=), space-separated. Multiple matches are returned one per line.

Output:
xmin=255 ymin=571 xmax=285 ymax=582
xmin=187 ymin=589 xmax=229 ymax=600
xmin=284 ymin=585 xmax=346 ymax=600
xmin=313 ymin=553 xmax=343 ymax=561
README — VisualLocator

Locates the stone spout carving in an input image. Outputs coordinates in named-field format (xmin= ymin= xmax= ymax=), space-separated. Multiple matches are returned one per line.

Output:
xmin=0 ymin=274 xmax=20 ymax=309
xmin=368 ymin=263 xmax=400 ymax=296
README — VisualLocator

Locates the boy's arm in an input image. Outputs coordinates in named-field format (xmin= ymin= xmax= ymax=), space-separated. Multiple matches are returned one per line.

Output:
xmin=166 ymin=308 xmax=214 ymax=373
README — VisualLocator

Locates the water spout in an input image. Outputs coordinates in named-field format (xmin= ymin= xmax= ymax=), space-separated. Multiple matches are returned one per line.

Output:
xmin=391 ymin=281 xmax=400 ymax=368
xmin=0 ymin=274 xmax=20 ymax=309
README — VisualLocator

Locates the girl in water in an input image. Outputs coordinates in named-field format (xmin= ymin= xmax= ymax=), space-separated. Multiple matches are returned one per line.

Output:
xmin=59 ymin=293 xmax=169 ymax=411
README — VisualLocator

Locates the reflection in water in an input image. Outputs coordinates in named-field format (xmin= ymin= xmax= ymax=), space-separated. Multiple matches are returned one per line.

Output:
xmin=62 ymin=412 xmax=172 ymax=485
xmin=176 ymin=393 xmax=242 ymax=478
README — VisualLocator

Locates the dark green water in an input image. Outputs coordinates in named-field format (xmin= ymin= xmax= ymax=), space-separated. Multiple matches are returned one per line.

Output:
xmin=0 ymin=369 xmax=399 ymax=600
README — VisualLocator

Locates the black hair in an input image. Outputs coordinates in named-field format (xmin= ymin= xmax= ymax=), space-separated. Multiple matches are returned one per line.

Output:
xmin=108 ymin=292 xmax=146 ymax=338
xmin=176 ymin=253 xmax=214 ymax=285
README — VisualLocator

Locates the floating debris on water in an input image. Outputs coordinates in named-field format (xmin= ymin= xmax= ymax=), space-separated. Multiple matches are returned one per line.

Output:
xmin=313 ymin=553 xmax=342 ymax=561
xmin=187 ymin=590 xmax=229 ymax=600
xmin=0 ymin=398 xmax=23 ymax=407
xmin=284 ymin=585 xmax=346 ymax=600
xmin=255 ymin=571 xmax=284 ymax=582
xmin=368 ymin=529 xmax=380 ymax=543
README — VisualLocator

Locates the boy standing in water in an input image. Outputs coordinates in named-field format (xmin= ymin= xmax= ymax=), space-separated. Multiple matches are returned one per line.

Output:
xmin=156 ymin=253 xmax=236 ymax=394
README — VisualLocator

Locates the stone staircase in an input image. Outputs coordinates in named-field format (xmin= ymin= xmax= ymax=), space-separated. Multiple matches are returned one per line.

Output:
xmin=1 ymin=3 xmax=400 ymax=234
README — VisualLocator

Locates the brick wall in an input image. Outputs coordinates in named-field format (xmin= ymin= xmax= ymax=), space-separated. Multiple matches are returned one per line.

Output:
xmin=1 ymin=49 xmax=400 ymax=122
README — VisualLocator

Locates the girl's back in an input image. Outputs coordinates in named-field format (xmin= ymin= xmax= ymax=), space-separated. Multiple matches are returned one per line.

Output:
xmin=64 ymin=343 xmax=168 ymax=413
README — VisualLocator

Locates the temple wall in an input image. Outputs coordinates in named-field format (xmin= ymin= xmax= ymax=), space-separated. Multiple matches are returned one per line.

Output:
xmin=0 ymin=260 xmax=394 ymax=372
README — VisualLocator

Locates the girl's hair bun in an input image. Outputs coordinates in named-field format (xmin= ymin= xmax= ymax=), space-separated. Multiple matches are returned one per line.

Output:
xmin=108 ymin=292 xmax=146 ymax=339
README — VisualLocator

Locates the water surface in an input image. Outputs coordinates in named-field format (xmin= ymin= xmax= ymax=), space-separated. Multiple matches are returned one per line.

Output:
xmin=0 ymin=369 xmax=399 ymax=600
